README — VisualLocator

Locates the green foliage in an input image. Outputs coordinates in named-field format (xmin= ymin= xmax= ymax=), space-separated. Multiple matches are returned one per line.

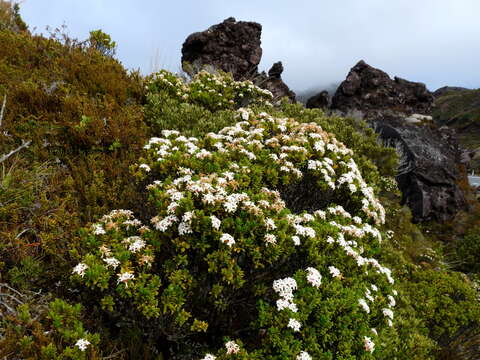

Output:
xmin=146 ymin=69 xmax=273 ymax=112
xmin=88 ymin=29 xmax=117 ymax=58
xmin=0 ymin=0 xmax=27 ymax=33
xmin=75 ymin=103 xmax=398 ymax=358
xmin=455 ymin=226 xmax=480 ymax=273
xmin=0 ymin=298 xmax=101 ymax=359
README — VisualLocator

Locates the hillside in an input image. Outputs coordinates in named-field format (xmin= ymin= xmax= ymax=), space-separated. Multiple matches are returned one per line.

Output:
xmin=1 ymin=3 xmax=480 ymax=360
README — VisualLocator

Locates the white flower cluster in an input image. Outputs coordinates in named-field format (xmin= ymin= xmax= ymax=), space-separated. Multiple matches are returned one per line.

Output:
xmin=74 ymin=210 xmax=155 ymax=294
xmin=72 ymin=263 xmax=88 ymax=277
xmin=273 ymin=277 xmax=298 ymax=313
xmin=296 ymin=351 xmax=312 ymax=360
xmin=75 ymin=338 xmax=90 ymax=351
xmin=138 ymin=108 xmax=396 ymax=357
xmin=143 ymin=110 xmax=384 ymax=229
xmin=225 ymin=340 xmax=240 ymax=354
xmin=305 ymin=267 xmax=322 ymax=288
xmin=149 ymin=69 xmax=273 ymax=109
xmin=363 ymin=336 xmax=375 ymax=353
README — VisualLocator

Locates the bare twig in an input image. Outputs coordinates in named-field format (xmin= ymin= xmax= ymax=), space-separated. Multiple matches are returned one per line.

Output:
xmin=0 ymin=94 xmax=6 ymax=128
xmin=0 ymin=283 xmax=26 ymax=299
xmin=15 ymin=228 xmax=32 ymax=239
xmin=0 ymin=140 xmax=31 ymax=164
xmin=102 ymin=349 xmax=127 ymax=360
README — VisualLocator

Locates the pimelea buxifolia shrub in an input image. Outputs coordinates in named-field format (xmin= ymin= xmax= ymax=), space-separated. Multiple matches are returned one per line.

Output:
xmin=73 ymin=76 xmax=397 ymax=358
xmin=146 ymin=69 xmax=273 ymax=112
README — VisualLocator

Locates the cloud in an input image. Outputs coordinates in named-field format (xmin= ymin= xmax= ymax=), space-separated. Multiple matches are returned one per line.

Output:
xmin=19 ymin=0 xmax=480 ymax=92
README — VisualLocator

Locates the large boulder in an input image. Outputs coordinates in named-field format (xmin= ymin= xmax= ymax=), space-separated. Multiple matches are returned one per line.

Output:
xmin=375 ymin=116 xmax=468 ymax=222
xmin=306 ymin=90 xmax=330 ymax=109
xmin=331 ymin=60 xmax=434 ymax=116
xmin=181 ymin=17 xmax=262 ymax=80
xmin=181 ymin=18 xmax=296 ymax=102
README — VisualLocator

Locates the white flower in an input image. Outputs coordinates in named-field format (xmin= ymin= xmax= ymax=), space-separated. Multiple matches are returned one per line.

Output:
xmin=264 ymin=218 xmax=276 ymax=230
xmin=203 ymin=193 xmax=216 ymax=205
xmin=178 ymin=221 xmax=193 ymax=235
xmin=167 ymin=202 xmax=179 ymax=214
xmin=73 ymin=263 xmax=88 ymax=277
xmin=288 ymin=318 xmax=301 ymax=332
xmin=223 ymin=201 xmax=237 ymax=213
xmin=358 ymin=298 xmax=370 ymax=313
xmin=103 ymin=257 xmax=120 ymax=269
xmin=276 ymin=298 xmax=298 ymax=312
xmin=306 ymin=267 xmax=322 ymax=287
xmin=292 ymin=236 xmax=301 ymax=246
xmin=388 ymin=295 xmax=396 ymax=307
xmin=75 ymin=338 xmax=90 ymax=351
xmin=225 ymin=340 xmax=240 ymax=354
xmin=92 ymin=224 xmax=106 ymax=235
xmin=139 ymin=163 xmax=151 ymax=172
xmin=328 ymin=266 xmax=342 ymax=279
xmin=296 ymin=351 xmax=312 ymax=360
xmin=128 ymin=238 xmax=146 ymax=253
xmin=363 ymin=336 xmax=375 ymax=353
xmin=117 ymin=271 xmax=135 ymax=286
xmin=264 ymin=233 xmax=277 ymax=245
xmin=371 ymin=328 xmax=378 ymax=336
xmin=201 ymin=354 xmax=216 ymax=360
xmin=210 ymin=215 xmax=221 ymax=230
xmin=382 ymin=308 xmax=394 ymax=320
xmin=220 ymin=233 xmax=235 ymax=247
xmin=273 ymin=277 xmax=297 ymax=300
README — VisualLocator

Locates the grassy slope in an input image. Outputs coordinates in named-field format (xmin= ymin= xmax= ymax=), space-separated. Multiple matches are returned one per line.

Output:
xmin=433 ymin=89 xmax=480 ymax=168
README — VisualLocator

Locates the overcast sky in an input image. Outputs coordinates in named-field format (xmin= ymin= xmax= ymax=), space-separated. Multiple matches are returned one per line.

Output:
xmin=19 ymin=0 xmax=480 ymax=94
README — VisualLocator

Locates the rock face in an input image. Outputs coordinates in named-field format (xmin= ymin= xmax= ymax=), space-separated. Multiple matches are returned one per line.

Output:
xmin=181 ymin=17 xmax=262 ymax=80
xmin=306 ymin=90 xmax=330 ymax=109
xmin=331 ymin=60 xmax=434 ymax=116
xmin=258 ymin=62 xmax=296 ymax=101
xmin=375 ymin=116 xmax=467 ymax=222
xmin=181 ymin=18 xmax=296 ymax=101
xmin=329 ymin=60 xmax=468 ymax=222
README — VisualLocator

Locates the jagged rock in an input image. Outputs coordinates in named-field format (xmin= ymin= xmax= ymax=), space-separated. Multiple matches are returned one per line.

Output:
xmin=331 ymin=60 xmax=434 ymax=116
xmin=181 ymin=17 xmax=262 ymax=80
xmin=306 ymin=90 xmax=330 ymax=109
xmin=181 ymin=18 xmax=296 ymax=102
xmin=258 ymin=63 xmax=296 ymax=102
xmin=433 ymin=86 xmax=469 ymax=97
xmin=268 ymin=62 xmax=283 ymax=78
xmin=375 ymin=115 xmax=467 ymax=222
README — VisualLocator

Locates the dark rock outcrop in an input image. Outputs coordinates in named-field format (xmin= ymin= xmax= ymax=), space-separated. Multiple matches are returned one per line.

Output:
xmin=375 ymin=116 xmax=467 ymax=222
xmin=268 ymin=61 xmax=283 ymax=78
xmin=181 ymin=17 xmax=262 ymax=80
xmin=257 ymin=62 xmax=296 ymax=101
xmin=331 ymin=60 xmax=434 ymax=116
xmin=181 ymin=18 xmax=295 ymax=102
xmin=306 ymin=90 xmax=330 ymax=109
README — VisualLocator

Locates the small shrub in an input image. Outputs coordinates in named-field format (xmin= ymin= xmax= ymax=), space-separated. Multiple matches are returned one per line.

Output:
xmin=0 ymin=298 xmax=101 ymax=359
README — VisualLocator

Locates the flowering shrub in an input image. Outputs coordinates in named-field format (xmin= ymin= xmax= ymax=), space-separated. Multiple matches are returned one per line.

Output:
xmin=146 ymin=69 xmax=273 ymax=112
xmin=0 ymin=298 xmax=100 ymax=359
xmin=74 ymin=105 xmax=398 ymax=358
